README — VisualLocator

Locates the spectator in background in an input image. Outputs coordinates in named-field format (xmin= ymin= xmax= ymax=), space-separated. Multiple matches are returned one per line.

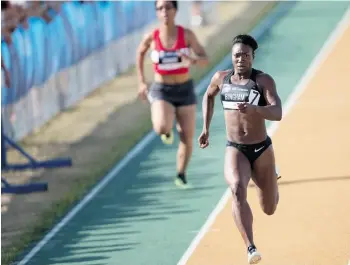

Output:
xmin=1 ymin=0 xmax=62 ymax=88
xmin=191 ymin=0 xmax=204 ymax=27
xmin=1 ymin=0 xmax=25 ymax=88
xmin=8 ymin=0 xmax=28 ymax=7
xmin=1 ymin=0 xmax=26 ymax=30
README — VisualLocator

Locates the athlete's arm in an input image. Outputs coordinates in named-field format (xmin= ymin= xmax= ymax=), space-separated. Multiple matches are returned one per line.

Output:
xmin=256 ymin=73 xmax=282 ymax=121
xmin=202 ymin=71 xmax=223 ymax=131
xmin=185 ymin=29 xmax=209 ymax=67
xmin=136 ymin=31 xmax=153 ymax=84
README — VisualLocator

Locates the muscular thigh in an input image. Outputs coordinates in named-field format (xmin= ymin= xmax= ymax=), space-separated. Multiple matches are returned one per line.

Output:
xmin=175 ymin=104 xmax=196 ymax=142
xmin=224 ymin=147 xmax=252 ymax=192
xmin=251 ymin=145 xmax=278 ymax=201
xmin=151 ymin=100 xmax=175 ymax=130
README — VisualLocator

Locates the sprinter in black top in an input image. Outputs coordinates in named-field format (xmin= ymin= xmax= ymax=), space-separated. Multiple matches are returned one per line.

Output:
xmin=198 ymin=34 xmax=282 ymax=264
xmin=221 ymin=68 xmax=272 ymax=168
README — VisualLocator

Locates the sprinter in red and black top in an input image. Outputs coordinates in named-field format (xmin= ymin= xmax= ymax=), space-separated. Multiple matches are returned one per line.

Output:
xmin=136 ymin=0 xmax=208 ymax=188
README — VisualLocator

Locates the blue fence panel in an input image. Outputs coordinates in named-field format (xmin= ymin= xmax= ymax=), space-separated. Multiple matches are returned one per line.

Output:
xmin=1 ymin=41 xmax=11 ymax=104
xmin=11 ymin=27 xmax=27 ymax=102
xmin=56 ymin=12 xmax=73 ymax=70
xmin=27 ymin=17 xmax=47 ymax=87
xmin=117 ymin=1 xmax=132 ymax=38
xmin=97 ymin=1 xmax=116 ymax=45
xmin=60 ymin=2 xmax=81 ymax=64
xmin=81 ymin=3 xmax=97 ymax=55
xmin=22 ymin=28 xmax=35 ymax=93
xmin=46 ymin=15 xmax=63 ymax=78
xmin=74 ymin=2 xmax=90 ymax=59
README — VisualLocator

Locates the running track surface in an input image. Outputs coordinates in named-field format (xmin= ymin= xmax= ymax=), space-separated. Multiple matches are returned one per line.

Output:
xmin=17 ymin=2 xmax=350 ymax=265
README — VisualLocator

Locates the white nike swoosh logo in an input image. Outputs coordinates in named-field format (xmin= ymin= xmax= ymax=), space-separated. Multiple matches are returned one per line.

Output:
xmin=254 ymin=146 xmax=264 ymax=152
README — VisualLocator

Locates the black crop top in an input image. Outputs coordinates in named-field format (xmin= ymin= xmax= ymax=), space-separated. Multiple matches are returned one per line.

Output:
xmin=220 ymin=68 xmax=267 ymax=110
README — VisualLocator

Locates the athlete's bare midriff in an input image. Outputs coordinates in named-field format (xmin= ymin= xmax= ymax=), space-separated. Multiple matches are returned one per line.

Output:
xmin=224 ymin=111 xmax=267 ymax=144
xmin=154 ymin=72 xmax=191 ymax=85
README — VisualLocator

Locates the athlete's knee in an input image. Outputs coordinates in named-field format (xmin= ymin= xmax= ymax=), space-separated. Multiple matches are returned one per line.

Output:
xmin=176 ymin=127 xmax=194 ymax=146
xmin=229 ymin=181 xmax=247 ymax=204
xmin=153 ymin=123 xmax=171 ymax=135
xmin=177 ymin=131 xmax=194 ymax=147
xmin=177 ymin=137 xmax=193 ymax=158
xmin=180 ymin=135 xmax=194 ymax=148
xmin=262 ymin=199 xmax=278 ymax=216
xmin=265 ymin=203 xmax=278 ymax=215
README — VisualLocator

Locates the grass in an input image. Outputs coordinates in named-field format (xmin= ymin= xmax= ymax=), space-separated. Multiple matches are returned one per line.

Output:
xmin=1 ymin=4 xmax=276 ymax=264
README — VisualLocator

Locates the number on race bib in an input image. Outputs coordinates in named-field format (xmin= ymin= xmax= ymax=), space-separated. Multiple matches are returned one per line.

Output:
xmin=248 ymin=90 xmax=261 ymax=106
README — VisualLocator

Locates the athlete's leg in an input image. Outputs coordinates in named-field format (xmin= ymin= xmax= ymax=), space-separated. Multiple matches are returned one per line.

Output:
xmin=174 ymin=104 xmax=196 ymax=185
xmin=251 ymin=145 xmax=279 ymax=215
xmin=151 ymin=100 xmax=175 ymax=136
xmin=224 ymin=147 xmax=255 ymax=248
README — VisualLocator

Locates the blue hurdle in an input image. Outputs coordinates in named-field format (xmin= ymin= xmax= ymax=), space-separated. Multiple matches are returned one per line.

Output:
xmin=1 ymin=124 xmax=72 ymax=194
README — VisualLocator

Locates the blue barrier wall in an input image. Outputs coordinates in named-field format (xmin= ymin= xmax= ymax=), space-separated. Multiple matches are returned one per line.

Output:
xmin=1 ymin=1 xmax=215 ymax=141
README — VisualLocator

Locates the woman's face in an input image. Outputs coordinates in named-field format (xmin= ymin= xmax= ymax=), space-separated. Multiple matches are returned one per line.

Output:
xmin=232 ymin=43 xmax=254 ymax=74
xmin=156 ymin=0 xmax=176 ymax=25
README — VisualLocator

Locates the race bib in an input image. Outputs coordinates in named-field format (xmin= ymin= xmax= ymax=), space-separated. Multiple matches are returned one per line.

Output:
xmin=151 ymin=48 xmax=190 ymax=70
xmin=221 ymin=84 xmax=261 ymax=109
